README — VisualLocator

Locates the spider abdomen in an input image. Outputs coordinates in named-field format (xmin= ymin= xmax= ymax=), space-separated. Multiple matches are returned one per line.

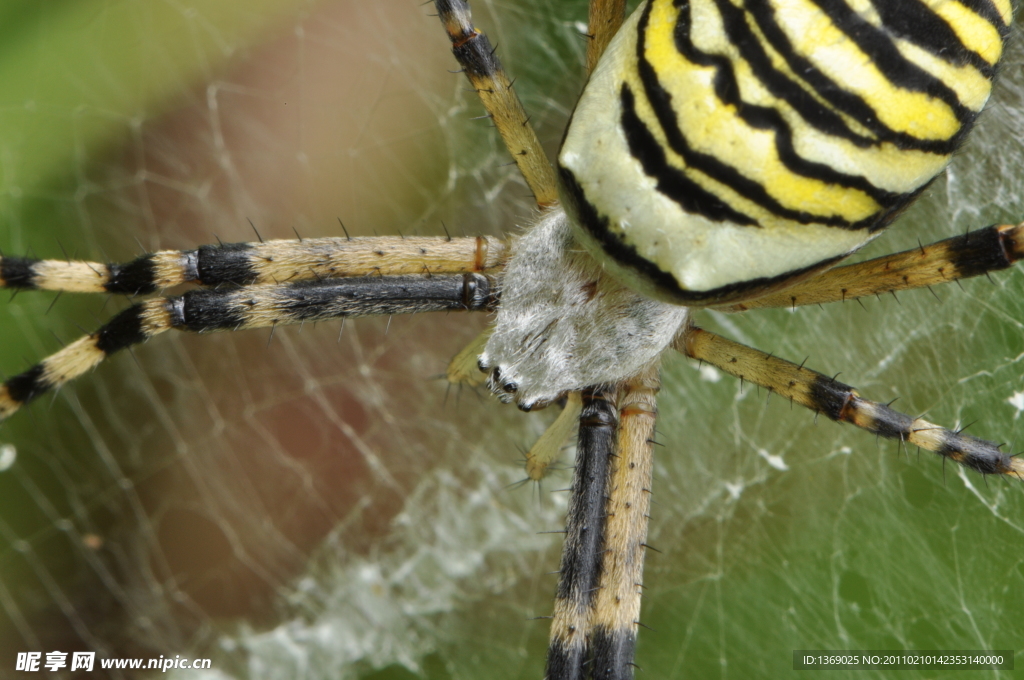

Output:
xmin=559 ymin=0 xmax=1011 ymax=306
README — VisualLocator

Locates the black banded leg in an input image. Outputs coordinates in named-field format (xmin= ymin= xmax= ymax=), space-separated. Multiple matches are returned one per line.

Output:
xmin=586 ymin=0 xmax=628 ymax=74
xmin=676 ymin=325 xmax=1024 ymax=478
xmin=546 ymin=387 xmax=618 ymax=680
xmin=0 ymin=235 xmax=507 ymax=294
xmin=718 ymin=222 xmax=1024 ymax=311
xmin=0 ymin=298 xmax=172 ymax=421
xmin=434 ymin=0 xmax=558 ymax=207
xmin=591 ymin=365 xmax=660 ymax=680
xmin=0 ymin=274 xmax=495 ymax=422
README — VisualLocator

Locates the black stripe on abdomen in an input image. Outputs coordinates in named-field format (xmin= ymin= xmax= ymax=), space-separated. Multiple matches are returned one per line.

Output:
xmin=638 ymin=2 xmax=881 ymax=230
xmin=620 ymin=85 xmax=757 ymax=226
xmin=955 ymin=0 xmax=1011 ymax=33
xmin=704 ymin=0 xmax=905 ymax=206
xmin=743 ymin=0 xmax=978 ymax=153
xmin=868 ymin=0 xmax=993 ymax=73
xmin=558 ymin=165 xmax=848 ymax=306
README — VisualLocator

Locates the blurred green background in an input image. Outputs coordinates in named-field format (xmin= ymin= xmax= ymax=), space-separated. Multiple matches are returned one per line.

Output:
xmin=0 ymin=1 xmax=1022 ymax=678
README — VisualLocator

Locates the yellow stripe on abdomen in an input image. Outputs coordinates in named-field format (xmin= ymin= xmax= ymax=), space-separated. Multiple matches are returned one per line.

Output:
xmin=558 ymin=0 xmax=1008 ymax=306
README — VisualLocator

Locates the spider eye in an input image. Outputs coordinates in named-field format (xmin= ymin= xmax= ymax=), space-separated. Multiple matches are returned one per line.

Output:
xmin=476 ymin=358 xmax=488 ymax=373
xmin=488 ymin=366 xmax=517 ymax=395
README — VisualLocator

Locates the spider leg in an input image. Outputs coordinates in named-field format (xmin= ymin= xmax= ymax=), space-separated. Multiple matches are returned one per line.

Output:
xmin=590 ymin=364 xmax=659 ymax=679
xmin=445 ymin=325 xmax=492 ymax=387
xmin=586 ymin=0 xmax=628 ymax=74
xmin=547 ymin=386 xmax=618 ymax=679
xmin=434 ymin=0 xmax=558 ymax=207
xmin=0 ymin=235 xmax=506 ymax=294
xmin=525 ymin=392 xmax=584 ymax=482
xmin=546 ymin=366 xmax=659 ymax=680
xmin=0 ymin=273 xmax=495 ymax=422
xmin=434 ymin=0 xmax=576 ymax=383
xmin=677 ymin=324 xmax=1024 ymax=478
xmin=718 ymin=222 xmax=1024 ymax=311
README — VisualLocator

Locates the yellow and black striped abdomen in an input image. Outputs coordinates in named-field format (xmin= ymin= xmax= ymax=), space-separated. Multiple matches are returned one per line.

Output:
xmin=559 ymin=0 xmax=1011 ymax=306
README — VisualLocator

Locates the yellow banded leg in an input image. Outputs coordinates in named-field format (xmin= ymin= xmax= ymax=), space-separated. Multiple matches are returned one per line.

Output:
xmin=719 ymin=223 xmax=1024 ymax=311
xmin=525 ymin=392 xmax=584 ymax=481
xmin=446 ymin=327 xmax=493 ymax=387
xmin=676 ymin=325 xmax=1024 ymax=478
xmin=591 ymin=364 xmax=659 ymax=680
xmin=434 ymin=0 xmax=558 ymax=207
xmin=0 ymin=298 xmax=172 ymax=421
xmin=0 ymin=235 xmax=507 ymax=295
xmin=586 ymin=0 xmax=627 ymax=75
xmin=0 ymin=274 xmax=495 ymax=422
xmin=546 ymin=387 xmax=618 ymax=680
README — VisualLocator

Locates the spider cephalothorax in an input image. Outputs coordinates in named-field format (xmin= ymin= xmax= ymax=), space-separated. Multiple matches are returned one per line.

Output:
xmin=480 ymin=209 xmax=687 ymax=409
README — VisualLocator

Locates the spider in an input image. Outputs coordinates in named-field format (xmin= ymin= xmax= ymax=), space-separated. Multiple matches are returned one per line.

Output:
xmin=2 ymin=0 xmax=1024 ymax=675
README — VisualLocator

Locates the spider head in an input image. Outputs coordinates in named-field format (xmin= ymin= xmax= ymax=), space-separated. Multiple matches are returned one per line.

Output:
xmin=481 ymin=363 xmax=552 ymax=412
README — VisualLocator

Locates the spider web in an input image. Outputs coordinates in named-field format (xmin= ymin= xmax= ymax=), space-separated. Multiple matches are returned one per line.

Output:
xmin=0 ymin=1 xmax=1022 ymax=679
